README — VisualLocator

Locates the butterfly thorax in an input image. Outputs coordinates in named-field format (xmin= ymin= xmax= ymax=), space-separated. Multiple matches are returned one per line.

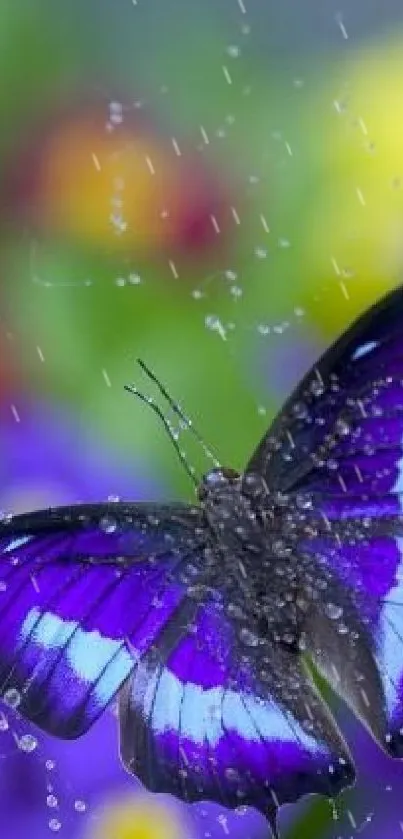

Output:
xmin=200 ymin=467 xmax=269 ymax=546
xmin=199 ymin=467 xmax=305 ymax=647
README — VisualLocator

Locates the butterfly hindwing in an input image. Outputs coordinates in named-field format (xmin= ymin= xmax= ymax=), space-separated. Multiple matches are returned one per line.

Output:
xmin=119 ymin=594 xmax=354 ymax=834
xmin=300 ymin=500 xmax=403 ymax=755
xmin=0 ymin=502 xmax=206 ymax=738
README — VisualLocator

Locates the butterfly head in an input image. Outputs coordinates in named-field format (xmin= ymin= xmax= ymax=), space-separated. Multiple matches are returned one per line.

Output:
xmin=198 ymin=467 xmax=240 ymax=502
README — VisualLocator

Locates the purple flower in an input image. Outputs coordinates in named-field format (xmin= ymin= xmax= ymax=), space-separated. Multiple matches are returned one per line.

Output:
xmin=0 ymin=397 xmax=159 ymax=512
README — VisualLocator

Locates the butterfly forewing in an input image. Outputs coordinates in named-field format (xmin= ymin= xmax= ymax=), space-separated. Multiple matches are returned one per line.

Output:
xmin=247 ymin=283 xmax=403 ymax=494
xmin=0 ymin=502 xmax=206 ymax=738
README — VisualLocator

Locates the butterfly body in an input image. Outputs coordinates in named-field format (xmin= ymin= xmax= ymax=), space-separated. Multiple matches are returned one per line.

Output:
xmin=4 ymin=286 xmax=403 ymax=835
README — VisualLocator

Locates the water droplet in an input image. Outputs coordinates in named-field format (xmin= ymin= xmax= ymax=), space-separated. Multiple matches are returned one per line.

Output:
xmin=18 ymin=733 xmax=37 ymax=753
xmin=239 ymin=627 xmax=260 ymax=647
xmin=325 ymin=603 xmax=343 ymax=621
xmin=295 ymin=494 xmax=313 ymax=510
xmin=49 ymin=818 xmax=61 ymax=832
xmin=205 ymin=314 xmax=227 ymax=340
xmin=99 ymin=516 xmax=117 ymax=534
xmin=335 ymin=418 xmax=350 ymax=436
xmin=298 ymin=635 xmax=307 ymax=652
xmin=272 ymin=539 xmax=290 ymax=557
xmin=310 ymin=379 xmax=325 ymax=397
xmin=292 ymin=401 xmax=308 ymax=420
xmin=74 ymin=800 xmax=87 ymax=813
xmin=282 ymin=630 xmax=296 ymax=645
xmin=3 ymin=688 xmax=20 ymax=708
xmin=47 ymin=794 xmax=58 ymax=809
xmin=226 ymin=44 xmax=240 ymax=58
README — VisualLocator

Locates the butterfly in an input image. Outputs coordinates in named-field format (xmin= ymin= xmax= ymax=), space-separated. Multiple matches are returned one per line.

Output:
xmin=2 ymin=285 xmax=403 ymax=837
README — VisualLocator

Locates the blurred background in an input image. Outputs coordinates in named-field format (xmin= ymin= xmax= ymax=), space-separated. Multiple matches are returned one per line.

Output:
xmin=2 ymin=0 xmax=403 ymax=837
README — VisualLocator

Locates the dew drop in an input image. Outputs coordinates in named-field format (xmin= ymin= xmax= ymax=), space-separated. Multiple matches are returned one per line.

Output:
xmin=99 ymin=516 xmax=117 ymax=534
xmin=239 ymin=627 xmax=260 ymax=647
xmin=282 ymin=630 xmax=296 ymax=646
xmin=18 ymin=733 xmax=37 ymax=753
xmin=49 ymin=818 xmax=62 ymax=832
xmin=310 ymin=379 xmax=325 ymax=397
xmin=335 ymin=418 xmax=350 ymax=437
xmin=292 ymin=401 xmax=309 ymax=420
xmin=3 ymin=688 xmax=21 ymax=708
xmin=47 ymin=794 xmax=58 ymax=809
xmin=295 ymin=494 xmax=313 ymax=510
xmin=325 ymin=603 xmax=343 ymax=620
xmin=226 ymin=44 xmax=240 ymax=58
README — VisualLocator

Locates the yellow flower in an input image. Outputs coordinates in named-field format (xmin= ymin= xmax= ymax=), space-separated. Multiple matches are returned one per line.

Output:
xmin=90 ymin=796 xmax=190 ymax=839
xmin=300 ymin=32 xmax=403 ymax=335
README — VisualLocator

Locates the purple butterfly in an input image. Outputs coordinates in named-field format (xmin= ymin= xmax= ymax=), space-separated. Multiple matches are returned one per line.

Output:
xmin=2 ymin=286 xmax=403 ymax=837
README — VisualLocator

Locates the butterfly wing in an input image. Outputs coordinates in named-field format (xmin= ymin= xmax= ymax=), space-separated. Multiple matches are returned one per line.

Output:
xmin=118 ymin=593 xmax=354 ymax=835
xmin=0 ymin=502 xmax=355 ymax=831
xmin=247 ymin=283 xmax=403 ymax=494
xmin=0 ymin=501 xmax=206 ymax=738
xmin=247 ymin=284 xmax=403 ymax=755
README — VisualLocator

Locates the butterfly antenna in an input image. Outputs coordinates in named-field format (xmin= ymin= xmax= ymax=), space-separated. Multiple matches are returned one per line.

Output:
xmin=124 ymin=384 xmax=198 ymax=489
xmin=136 ymin=358 xmax=221 ymax=468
